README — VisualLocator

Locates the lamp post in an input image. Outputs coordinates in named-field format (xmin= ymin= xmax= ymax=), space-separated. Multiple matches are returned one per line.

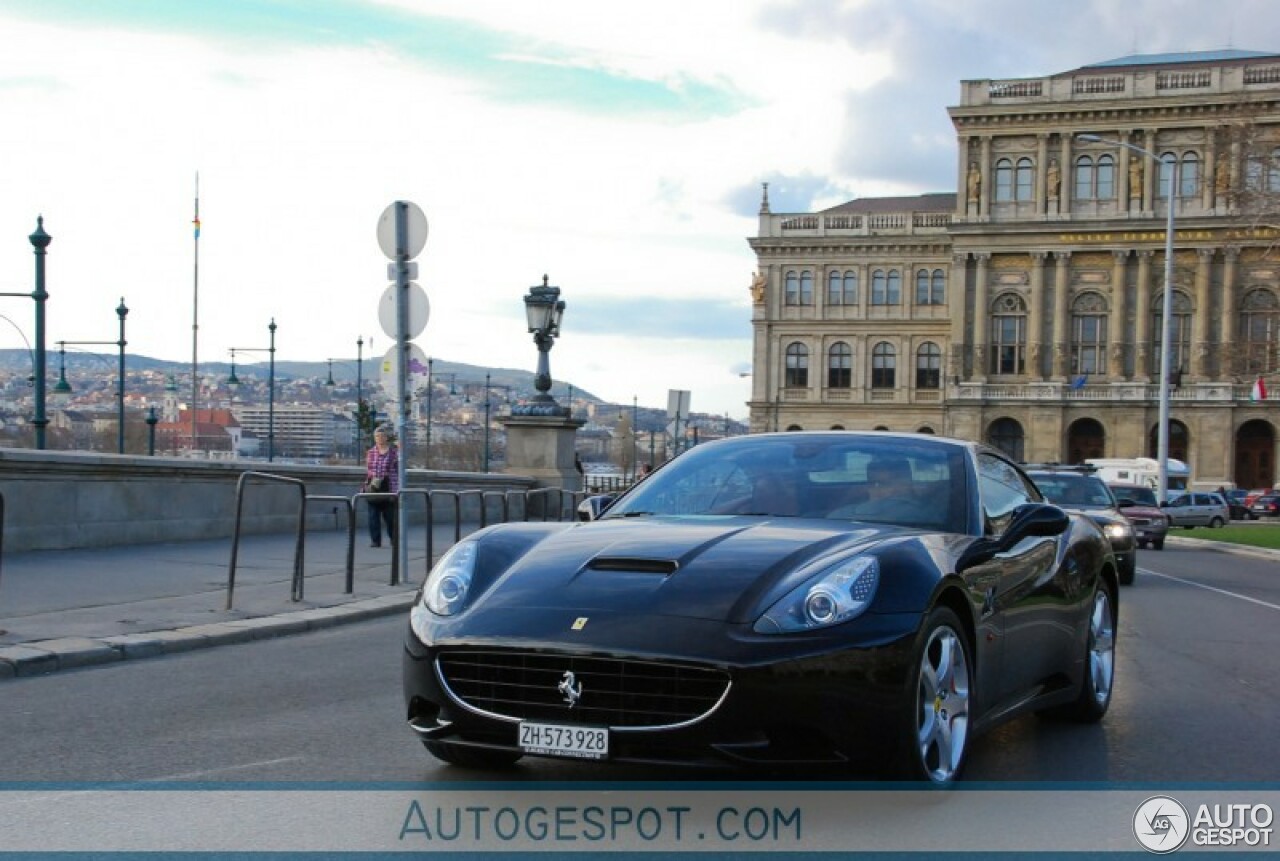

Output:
xmin=483 ymin=372 xmax=491 ymax=472
xmin=513 ymin=274 xmax=568 ymax=416
xmin=51 ymin=296 xmax=129 ymax=453
xmin=425 ymin=356 xmax=433 ymax=467
xmin=228 ymin=318 xmax=277 ymax=461
xmin=1078 ymin=134 xmax=1178 ymax=503
xmin=146 ymin=406 xmax=158 ymax=455
xmin=2 ymin=218 xmax=51 ymax=448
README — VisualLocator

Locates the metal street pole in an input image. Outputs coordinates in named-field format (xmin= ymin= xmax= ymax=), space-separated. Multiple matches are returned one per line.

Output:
xmin=356 ymin=335 xmax=364 ymax=460
xmin=425 ymin=356 xmax=433 ymax=468
xmin=116 ymin=297 xmax=128 ymax=454
xmin=1078 ymin=134 xmax=1178 ymax=503
xmin=483 ymin=372 xmax=491 ymax=473
xmin=268 ymin=319 xmax=276 ymax=462
xmin=30 ymin=217 xmax=50 ymax=450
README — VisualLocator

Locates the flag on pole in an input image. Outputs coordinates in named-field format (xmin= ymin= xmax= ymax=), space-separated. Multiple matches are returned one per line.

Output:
xmin=1071 ymin=373 xmax=1087 ymax=390
xmin=1252 ymin=376 xmax=1268 ymax=402
xmin=193 ymin=216 xmax=201 ymax=239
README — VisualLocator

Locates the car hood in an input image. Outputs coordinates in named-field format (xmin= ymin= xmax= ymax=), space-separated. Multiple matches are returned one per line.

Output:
xmin=469 ymin=516 xmax=912 ymax=624
xmin=1119 ymin=504 xmax=1164 ymax=519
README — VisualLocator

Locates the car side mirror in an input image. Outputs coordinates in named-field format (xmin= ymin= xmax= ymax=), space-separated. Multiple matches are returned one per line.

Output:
xmin=576 ymin=495 xmax=616 ymax=522
xmin=959 ymin=503 xmax=1068 ymax=571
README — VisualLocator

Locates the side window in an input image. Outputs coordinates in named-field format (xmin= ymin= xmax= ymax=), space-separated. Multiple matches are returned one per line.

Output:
xmin=978 ymin=453 xmax=1037 ymax=535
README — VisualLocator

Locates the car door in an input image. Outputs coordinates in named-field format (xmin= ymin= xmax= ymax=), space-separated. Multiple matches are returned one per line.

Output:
xmin=974 ymin=453 xmax=1069 ymax=709
xmin=1164 ymin=494 xmax=1192 ymax=526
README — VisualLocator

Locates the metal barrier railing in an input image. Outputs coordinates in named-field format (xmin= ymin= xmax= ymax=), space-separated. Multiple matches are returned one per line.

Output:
xmin=0 ymin=491 xmax=5 ymax=600
xmin=227 ymin=471 xmax=307 ymax=610
xmin=308 ymin=494 xmax=355 ymax=594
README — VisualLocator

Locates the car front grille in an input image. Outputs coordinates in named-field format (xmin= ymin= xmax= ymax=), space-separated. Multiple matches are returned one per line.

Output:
xmin=435 ymin=650 xmax=731 ymax=730
xmin=1128 ymin=517 xmax=1158 ymax=527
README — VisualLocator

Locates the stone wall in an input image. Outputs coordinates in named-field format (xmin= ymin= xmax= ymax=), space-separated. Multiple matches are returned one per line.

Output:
xmin=0 ymin=449 xmax=540 ymax=552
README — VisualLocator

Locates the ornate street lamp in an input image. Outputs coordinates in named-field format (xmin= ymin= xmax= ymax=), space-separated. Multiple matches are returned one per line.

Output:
xmin=513 ymin=274 xmax=568 ymax=416
xmin=227 ymin=318 xmax=278 ymax=461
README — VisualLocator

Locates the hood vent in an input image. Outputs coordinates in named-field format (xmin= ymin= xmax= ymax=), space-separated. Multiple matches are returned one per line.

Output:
xmin=587 ymin=556 xmax=679 ymax=575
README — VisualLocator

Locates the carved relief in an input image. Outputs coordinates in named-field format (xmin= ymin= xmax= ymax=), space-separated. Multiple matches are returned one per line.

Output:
xmin=750 ymin=271 xmax=767 ymax=304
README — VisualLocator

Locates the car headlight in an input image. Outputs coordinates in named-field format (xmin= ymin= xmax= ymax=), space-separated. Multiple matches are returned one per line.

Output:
xmin=754 ymin=556 xmax=880 ymax=634
xmin=1103 ymin=522 xmax=1132 ymax=542
xmin=420 ymin=540 xmax=478 ymax=616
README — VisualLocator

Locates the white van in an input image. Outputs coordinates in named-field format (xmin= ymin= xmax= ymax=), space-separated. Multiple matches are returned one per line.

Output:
xmin=1085 ymin=457 xmax=1190 ymax=498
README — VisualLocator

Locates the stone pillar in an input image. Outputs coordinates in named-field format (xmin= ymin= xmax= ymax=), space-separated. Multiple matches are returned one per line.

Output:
xmin=1028 ymin=252 xmax=1047 ymax=379
xmin=1220 ymin=246 xmax=1239 ymax=378
xmin=1052 ymin=251 xmax=1071 ymax=380
xmin=1134 ymin=251 xmax=1154 ymax=381
xmin=1057 ymin=134 xmax=1072 ymax=214
xmin=973 ymin=254 xmax=990 ymax=381
xmin=501 ymin=413 xmax=586 ymax=495
xmin=979 ymin=136 xmax=992 ymax=219
xmin=1192 ymin=249 xmax=1213 ymax=380
xmin=948 ymin=254 xmax=968 ymax=380
xmin=1037 ymin=134 xmax=1051 ymax=216
xmin=1118 ymin=131 xmax=1133 ymax=207
xmin=1110 ymin=251 xmax=1128 ymax=378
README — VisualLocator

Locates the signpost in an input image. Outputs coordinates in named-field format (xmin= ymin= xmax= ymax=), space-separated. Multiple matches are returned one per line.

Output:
xmin=376 ymin=200 xmax=429 ymax=584
xmin=667 ymin=389 xmax=691 ymax=456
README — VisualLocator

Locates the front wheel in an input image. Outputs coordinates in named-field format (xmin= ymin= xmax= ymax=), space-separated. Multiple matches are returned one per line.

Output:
xmin=1119 ymin=558 xmax=1136 ymax=585
xmin=896 ymin=606 xmax=972 ymax=784
xmin=1209 ymin=516 xmax=1225 ymax=528
xmin=1063 ymin=580 xmax=1116 ymax=722
xmin=1152 ymin=538 xmax=1165 ymax=550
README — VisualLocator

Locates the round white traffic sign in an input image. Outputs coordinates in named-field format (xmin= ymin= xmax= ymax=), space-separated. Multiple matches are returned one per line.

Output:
xmin=376 ymin=200 xmax=428 ymax=260
xmin=380 ymin=343 xmax=430 ymax=395
xmin=377 ymin=282 xmax=430 ymax=341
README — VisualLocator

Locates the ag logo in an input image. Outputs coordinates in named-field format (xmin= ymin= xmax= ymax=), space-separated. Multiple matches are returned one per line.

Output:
xmin=1134 ymin=795 xmax=1190 ymax=853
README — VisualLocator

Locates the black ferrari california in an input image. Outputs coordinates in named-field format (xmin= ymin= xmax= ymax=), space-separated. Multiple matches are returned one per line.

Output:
xmin=403 ymin=432 xmax=1118 ymax=782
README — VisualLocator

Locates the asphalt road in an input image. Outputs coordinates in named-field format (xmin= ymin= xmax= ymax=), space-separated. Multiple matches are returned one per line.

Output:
xmin=1 ymin=541 xmax=1277 ymax=784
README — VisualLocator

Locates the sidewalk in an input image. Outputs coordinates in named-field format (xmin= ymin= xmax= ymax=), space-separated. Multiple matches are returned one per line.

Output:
xmin=0 ymin=526 xmax=453 ymax=680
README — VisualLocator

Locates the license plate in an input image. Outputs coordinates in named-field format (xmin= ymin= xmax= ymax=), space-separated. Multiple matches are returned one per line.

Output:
xmin=518 ymin=721 xmax=609 ymax=760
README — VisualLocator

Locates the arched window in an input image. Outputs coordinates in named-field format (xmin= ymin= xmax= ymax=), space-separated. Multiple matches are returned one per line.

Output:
xmin=1071 ymin=292 xmax=1109 ymax=375
xmin=917 ymin=426 xmax=936 ymax=435
xmin=915 ymin=269 xmax=945 ymax=305
xmin=1158 ymin=152 xmax=1176 ymax=199
xmin=871 ymin=269 xmax=899 ymax=305
xmin=886 ymin=270 xmax=900 ymax=304
xmin=1271 ymin=147 xmax=1280 ymax=193
xmin=986 ymin=417 xmax=1025 ymax=462
xmin=994 ymin=158 xmax=1013 ymax=201
xmin=1074 ymin=155 xmax=1094 ymax=200
xmin=916 ymin=342 xmax=941 ymax=389
xmin=1151 ymin=290 xmax=1193 ymax=377
xmin=827 ymin=270 xmax=857 ymax=305
xmin=989 ymin=293 xmax=1027 ymax=375
xmin=1097 ymin=154 xmax=1115 ymax=198
xmin=827 ymin=342 xmax=852 ymax=388
xmin=785 ymin=270 xmax=812 ymax=305
xmin=1158 ymin=152 xmax=1200 ymax=199
xmin=785 ymin=342 xmax=809 ymax=387
xmin=1015 ymin=158 xmax=1034 ymax=200
xmin=1240 ymin=288 xmax=1280 ymax=375
xmin=871 ymin=342 xmax=896 ymax=388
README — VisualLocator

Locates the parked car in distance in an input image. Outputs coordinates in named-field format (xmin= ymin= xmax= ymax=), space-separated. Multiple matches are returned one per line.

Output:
xmin=1243 ymin=489 xmax=1273 ymax=511
xmin=1250 ymin=494 xmax=1280 ymax=519
xmin=1161 ymin=492 xmax=1230 ymax=529
xmin=1106 ymin=483 xmax=1169 ymax=550
xmin=1223 ymin=489 xmax=1253 ymax=520
xmin=1024 ymin=465 xmax=1136 ymax=585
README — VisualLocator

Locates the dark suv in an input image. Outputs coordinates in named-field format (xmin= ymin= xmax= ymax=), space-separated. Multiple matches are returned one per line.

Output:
xmin=1025 ymin=464 xmax=1136 ymax=585
xmin=1107 ymin=483 xmax=1169 ymax=550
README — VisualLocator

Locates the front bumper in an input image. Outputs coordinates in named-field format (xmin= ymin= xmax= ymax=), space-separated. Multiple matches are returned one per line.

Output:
xmin=402 ymin=611 xmax=921 ymax=769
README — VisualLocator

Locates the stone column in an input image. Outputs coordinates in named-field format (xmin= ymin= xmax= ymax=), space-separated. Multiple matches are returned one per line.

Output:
xmin=972 ymin=254 xmax=990 ymax=381
xmin=979 ymin=136 xmax=992 ymax=219
xmin=1142 ymin=129 xmax=1158 ymax=215
xmin=1203 ymin=145 xmax=1217 ymax=211
xmin=1037 ymin=134 xmax=1051 ymax=216
xmin=1052 ymin=251 xmax=1071 ymax=380
xmin=1192 ymin=249 xmax=1214 ymax=380
xmin=1220 ymin=246 xmax=1240 ymax=378
xmin=1110 ymin=251 xmax=1129 ymax=378
xmin=1057 ymin=134 xmax=1072 ymax=214
xmin=502 ymin=413 xmax=587 ymax=495
xmin=1118 ymin=131 xmax=1132 ymax=207
xmin=948 ymin=254 xmax=968 ymax=380
xmin=1134 ymin=250 xmax=1154 ymax=381
xmin=1028 ymin=252 xmax=1047 ymax=379
xmin=958 ymin=137 xmax=973 ymax=218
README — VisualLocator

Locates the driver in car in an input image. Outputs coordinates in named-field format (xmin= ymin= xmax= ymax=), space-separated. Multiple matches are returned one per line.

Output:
xmin=831 ymin=458 xmax=919 ymax=521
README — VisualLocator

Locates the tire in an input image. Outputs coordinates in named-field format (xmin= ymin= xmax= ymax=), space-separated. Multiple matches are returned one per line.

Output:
xmin=423 ymin=740 xmax=522 ymax=769
xmin=1060 ymin=579 xmax=1116 ymax=722
xmin=1152 ymin=538 xmax=1165 ymax=550
xmin=1119 ymin=558 xmax=1136 ymax=585
xmin=896 ymin=606 xmax=972 ymax=784
xmin=1209 ymin=516 xmax=1225 ymax=529
xmin=1137 ymin=541 xmax=1147 ymax=550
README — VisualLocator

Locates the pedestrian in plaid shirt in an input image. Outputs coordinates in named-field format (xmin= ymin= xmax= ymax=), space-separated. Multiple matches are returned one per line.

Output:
xmin=365 ymin=426 xmax=399 ymax=547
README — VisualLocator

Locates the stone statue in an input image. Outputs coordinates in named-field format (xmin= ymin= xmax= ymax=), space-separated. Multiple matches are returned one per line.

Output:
xmin=1047 ymin=158 xmax=1061 ymax=199
xmin=1128 ymin=157 xmax=1143 ymax=196
xmin=967 ymin=162 xmax=981 ymax=203
xmin=1215 ymin=159 xmax=1232 ymax=195
xmin=750 ymin=271 xmax=767 ymax=304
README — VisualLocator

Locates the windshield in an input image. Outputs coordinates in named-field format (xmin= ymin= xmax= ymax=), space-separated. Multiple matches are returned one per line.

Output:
xmin=1110 ymin=485 xmax=1157 ymax=506
xmin=1031 ymin=474 xmax=1116 ymax=509
xmin=604 ymin=434 xmax=970 ymax=533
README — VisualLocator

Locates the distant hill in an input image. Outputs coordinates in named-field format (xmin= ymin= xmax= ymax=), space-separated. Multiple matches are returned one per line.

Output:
xmin=0 ymin=349 xmax=602 ymax=403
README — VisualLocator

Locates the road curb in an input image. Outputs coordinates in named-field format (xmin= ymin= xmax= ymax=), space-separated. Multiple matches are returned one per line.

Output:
xmin=1165 ymin=534 xmax=1280 ymax=561
xmin=0 ymin=593 xmax=417 ymax=681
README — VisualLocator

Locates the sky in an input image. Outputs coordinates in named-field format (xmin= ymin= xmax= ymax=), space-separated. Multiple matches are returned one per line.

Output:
xmin=2 ymin=0 xmax=1280 ymax=420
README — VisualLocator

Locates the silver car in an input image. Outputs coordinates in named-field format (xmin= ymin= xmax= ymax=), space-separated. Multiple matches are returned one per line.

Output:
xmin=1161 ymin=492 xmax=1230 ymax=529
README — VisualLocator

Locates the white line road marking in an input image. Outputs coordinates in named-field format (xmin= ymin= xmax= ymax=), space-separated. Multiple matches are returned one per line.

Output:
xmin=1137 ymin=568 xmax=1280 ymax=612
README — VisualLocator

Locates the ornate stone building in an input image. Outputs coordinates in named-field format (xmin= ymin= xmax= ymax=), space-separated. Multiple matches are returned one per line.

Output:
xmin=747 ymin=50 xmax=1280 ymax=489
